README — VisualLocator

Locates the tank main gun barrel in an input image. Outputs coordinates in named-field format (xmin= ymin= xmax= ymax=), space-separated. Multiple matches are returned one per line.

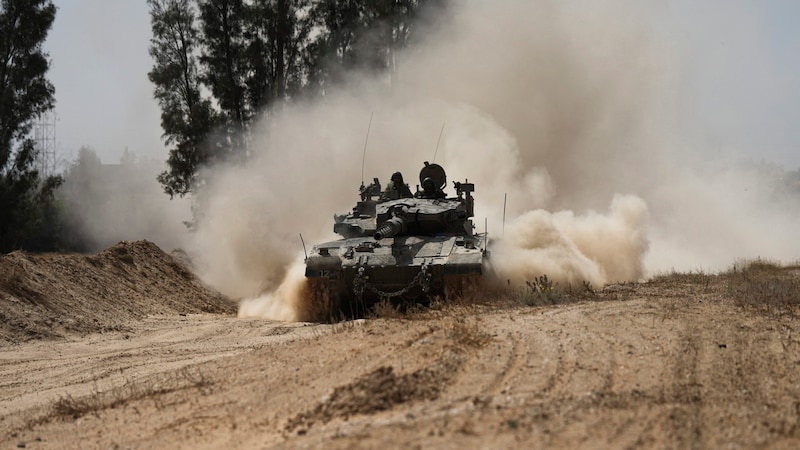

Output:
xmin=374 ymin=216 xmax=406 ymax=240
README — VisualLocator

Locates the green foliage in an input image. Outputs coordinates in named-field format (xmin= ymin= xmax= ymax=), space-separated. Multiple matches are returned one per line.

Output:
xmin=198 ymin=0 xmax=249 ymax=128
xmin=305 ymin=0 xmax=431 ymax=93
xmin=148 ymin=0 xmax=440 ymax=198
xmin=52 ymin=146 xmax=101 ymax=252
xmin=196 ymin=0 xmax=314 ymax=159
xmin=243 ymin=0 xmax=313 ymax=107
xmin=148 ymin=0 xmax=218 ymax=198
xmin=0 ymin=0 xmax=63 ymax=253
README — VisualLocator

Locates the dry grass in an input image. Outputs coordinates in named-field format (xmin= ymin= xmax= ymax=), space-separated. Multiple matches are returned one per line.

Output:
xmin=329 ymin=318 xmax=366 ymax=334
xmin=444 ymin=318 xmax=492 ymax=350
xmin=50 ymin=367 xmax=213 ymax=420
xmin=649 ymin=269 xmax=714 ymax=288
xmin=730 ymin=258 xmax=787 ymax=274
xmin=503 ymin=275 xmax=597 ymax=307
xmin=369 ymin=299 xmax=407 ymax=319
xmin=723 ymin=258 xmax=800 ymax=319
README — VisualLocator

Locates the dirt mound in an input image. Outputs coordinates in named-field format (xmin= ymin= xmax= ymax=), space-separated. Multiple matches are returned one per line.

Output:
xmin=0 ymin=240 xmax=235 ymax=344
xmin=287 ymin=353 xmax=464 ymax=433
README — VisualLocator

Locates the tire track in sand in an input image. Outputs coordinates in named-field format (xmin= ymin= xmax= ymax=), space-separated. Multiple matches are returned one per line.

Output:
xmin=483 ymin=331 xmax=526 ymax=396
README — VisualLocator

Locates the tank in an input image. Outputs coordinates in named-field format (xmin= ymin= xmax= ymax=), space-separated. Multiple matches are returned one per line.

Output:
xmin=304 ymin=161 xmax=487 ymax=321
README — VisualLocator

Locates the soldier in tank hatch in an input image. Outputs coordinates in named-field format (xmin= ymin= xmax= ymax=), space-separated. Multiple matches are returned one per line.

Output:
xmin=383 ymin=171 xmax=413 ymax=199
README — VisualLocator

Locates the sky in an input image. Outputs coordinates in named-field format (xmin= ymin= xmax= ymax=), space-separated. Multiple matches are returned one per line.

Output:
xmin=45 ymin=0 xmax=163 ymax=165
xmin=664 ymin=0 xmax=800 ymax=167
xmin=43 ymin=0 xmax=800 ymax=168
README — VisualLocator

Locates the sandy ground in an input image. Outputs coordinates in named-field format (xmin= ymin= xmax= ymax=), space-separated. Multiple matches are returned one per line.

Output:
xmin=2 ymin=244 xmax=800 ymax=449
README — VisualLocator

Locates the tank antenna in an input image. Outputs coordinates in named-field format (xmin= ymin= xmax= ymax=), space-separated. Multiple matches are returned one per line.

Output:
xmin=432 ymin=122 xmax=445 ymax=163
xmin=502 ymin=193 xmax=507 ymax=237
xmin=484 ymin=217 xmax=488 ymax=252
xmin=299 ymin=233 xmax=308 ymax=261
xmin=360 ymin=112 xmax=374 ymax=185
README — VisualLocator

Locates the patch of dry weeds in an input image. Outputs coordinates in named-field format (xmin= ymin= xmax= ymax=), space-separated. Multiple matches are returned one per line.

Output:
xmin=724 ymin=259 xmax=800 ymax=319
xmin=49 ymin=368 xmax=213 ymax=421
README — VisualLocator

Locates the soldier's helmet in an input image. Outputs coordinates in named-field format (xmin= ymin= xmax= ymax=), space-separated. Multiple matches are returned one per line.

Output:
xmin=422 ymin=177 xmax=435 ymax=192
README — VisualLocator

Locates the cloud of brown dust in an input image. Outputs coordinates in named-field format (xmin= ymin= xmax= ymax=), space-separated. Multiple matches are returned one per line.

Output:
xmin=184 ymin=1 xmax=800 ymax=320
xmin=57 ymin=151 xmax=191 ymax=253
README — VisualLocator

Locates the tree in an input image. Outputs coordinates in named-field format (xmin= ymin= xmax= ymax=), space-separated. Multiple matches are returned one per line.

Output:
xmin=0 ymin=0 xmax=61 ymax=252
xmin=305 ymin=0 xmax=431 ymax=94
xmin=199 ymin=0 xmax=311 ymax=131
xmin=245 ymin=0 xmax=312 ymax=108
xmin=364 ymin=0 xmax=434 ymax=82
xmin=198 ymin=0 xmax=248 ymax=126
xmin=151 ymin=0 xmax=314 ymax=193
xmin=148 ymin=0 xmax=216 ymax=198
xmin=305 ymin=0 xmax=365 ymax=91
xmin=197 ymin=0 xmax=250 ymax=159
xmin=55 ymin=146 xmax=100 ymax=251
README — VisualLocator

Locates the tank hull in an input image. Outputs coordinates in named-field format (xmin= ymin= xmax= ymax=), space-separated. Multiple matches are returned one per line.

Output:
xmin=305 ymin=234 xmax=485 ymax=320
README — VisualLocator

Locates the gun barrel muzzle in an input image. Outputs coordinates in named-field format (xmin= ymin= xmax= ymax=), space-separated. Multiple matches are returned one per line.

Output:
xmin=374 ymin=216 xmax=405 ymax=240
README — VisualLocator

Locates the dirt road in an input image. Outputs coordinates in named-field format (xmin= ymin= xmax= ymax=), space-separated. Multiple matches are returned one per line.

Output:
xmin=3 ymin=271 xmax=800 ymax=449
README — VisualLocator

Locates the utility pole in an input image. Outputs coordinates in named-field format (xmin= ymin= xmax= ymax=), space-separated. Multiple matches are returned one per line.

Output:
xmin=33 ymin=111 xmax=58 ymax=178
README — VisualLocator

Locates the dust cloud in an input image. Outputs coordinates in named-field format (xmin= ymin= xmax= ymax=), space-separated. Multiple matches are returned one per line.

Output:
xmin=491 ymin=195 xmax=649 ymax=288
xmin=58 ymin=149 xmax=191 ymax=253
xmin=183 ymin=1 xmax=799 ymax=320
xmin=238 ymin=261 xmax=307 ymax=321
